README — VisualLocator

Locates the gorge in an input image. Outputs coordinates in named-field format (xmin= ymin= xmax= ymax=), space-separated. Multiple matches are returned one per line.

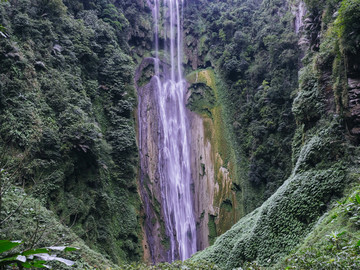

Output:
xmin=0 ymin=0 xmax=360 ymax=269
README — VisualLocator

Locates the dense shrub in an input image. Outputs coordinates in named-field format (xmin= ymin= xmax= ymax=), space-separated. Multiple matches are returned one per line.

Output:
xmin=0 ymin=0 xmax=150 ymax=264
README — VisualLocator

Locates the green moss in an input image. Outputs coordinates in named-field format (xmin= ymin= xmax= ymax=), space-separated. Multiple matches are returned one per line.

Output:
xmin=220 ymin=199 xmax=233 ymax=213
xmin=277 ymin=184 xmax=360 ymax=269
xmin=208 ymin=214 xmax=218 ymax=246
xmin=0 ymin=0 xmax=144 ymax=264
xmin=187 ymin=82 xmax=216 ymax=117
xmin=0 ymin=185 xmax=121 ymax=270
xmin=192 ymin=120 xmax=348 ymax=269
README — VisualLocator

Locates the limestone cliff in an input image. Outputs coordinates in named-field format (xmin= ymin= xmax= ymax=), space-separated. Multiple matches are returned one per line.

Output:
xmin=186 ymin=69 xmax=241 ymax=249
xmin=136 ymin=58 xmax=170 ymax=262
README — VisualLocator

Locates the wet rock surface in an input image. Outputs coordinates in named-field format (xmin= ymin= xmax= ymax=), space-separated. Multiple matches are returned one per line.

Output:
xmin=137 ymin=60 xmax=170 ymax=263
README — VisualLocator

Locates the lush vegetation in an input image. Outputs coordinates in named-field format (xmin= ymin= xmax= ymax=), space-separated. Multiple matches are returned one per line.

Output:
xmin=0 ymin=0 xmax=152 ymax=265
xmin=1 ymin=0 xmax=360 ymax=268
xmin=190 ymin=0 xmax=360 ymax=267
xmin=278 ymin=186 xmax=360 ymax=269
xmin=0 ymin=175 xmax=122 ymax=269
xmin=184 ymin=0 xmax=299 ymax=216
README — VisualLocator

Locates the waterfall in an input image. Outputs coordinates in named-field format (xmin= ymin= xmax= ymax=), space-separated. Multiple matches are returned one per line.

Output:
xmin=140 ymin=0 xmax=197 ymax=262
xmin=293 ymin=1 xmax=306 ymax=33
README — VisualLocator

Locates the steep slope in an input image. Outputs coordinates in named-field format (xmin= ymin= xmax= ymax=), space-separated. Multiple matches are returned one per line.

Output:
xmin=0 ymin=181 xmax=123 ymax=269
xmin=191 ymin=0 xmax=360 ymax=268
xmin=1 ymin=0 xmax=359 ymax=268
xmin=183 ymin=0 xmax=300 ymax=242
xmin=0 ymin=0 xmax=151 ymax=264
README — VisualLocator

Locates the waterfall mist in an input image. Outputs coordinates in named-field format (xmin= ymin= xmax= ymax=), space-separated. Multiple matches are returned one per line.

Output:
xmin=139 ymin=0 xmax=197 ymax=262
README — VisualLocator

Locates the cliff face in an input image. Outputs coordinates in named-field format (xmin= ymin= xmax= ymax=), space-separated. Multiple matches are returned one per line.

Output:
xmin=135 ymin=35 xmax=240 ymax=264
xmin=187 ymin=69 xmax=240 ymax=249
xmin=136 ymin=58 xmax=170 ymax=262
xmin=0 ymin=0 xmax=151 ymax=264
xmin=1 ymin=0 xmax=359 ymax=268
xmin=183 ymin=0 xmax=299 ymax=216
xmin=191 ymin=0 xmax=360 ymax=267
xmin=136 ymin=1 xmax=242 ymax=261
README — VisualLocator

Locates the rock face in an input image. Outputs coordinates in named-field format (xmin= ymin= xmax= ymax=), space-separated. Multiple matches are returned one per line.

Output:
xmin=347 ymin=78 xmax=360 ymax=137
xmin=186 ymin=69 xmax=241 ymax=249
xmin=136 ymin=60 xmax=241 ymax=261
xmin=136 ymin=58 xmax=171 ymax=263
xmin=188 ymin=112 xmax=216 ymax=250
xmin=189 ymin=112 xmax=239 ymax=250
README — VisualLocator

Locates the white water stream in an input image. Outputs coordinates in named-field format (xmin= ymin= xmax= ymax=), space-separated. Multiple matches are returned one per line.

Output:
xmin=150 ymin=0 xmax=197 ymax=261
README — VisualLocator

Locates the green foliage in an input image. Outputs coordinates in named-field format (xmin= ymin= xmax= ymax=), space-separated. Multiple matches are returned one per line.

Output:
xmin=101 ymin=4 xmax=129 ymax=34
xmin=38 ymin=0 xmax=67 ymax=17
xmin=279 ymin=189 xmax=360 ymax=269
xmin=184 ymin=0 xmax=299 ymax=213
xmin=335 ymin=0 xmax=360 ymax=54
xmin=0 ymin=183 xmax=122 ymax=269
xmin=0 ymin=240 xmax=77 ymax=269
xmin=341 ymin=190 xmax=360 ymax=226
xmin=0 ymin=0 xmax=147 ymax=264
xmin=192 ymin=118 xmax=348 ymax=268
xmin=0 ymin=240 xmax=21 ymax=254
xmin=292 ymin=66 xmax=323 ymax=126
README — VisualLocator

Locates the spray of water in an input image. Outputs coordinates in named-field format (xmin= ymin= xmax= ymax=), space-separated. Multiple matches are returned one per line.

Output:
xmin=151 ymin=0 xmax=197 ymax=261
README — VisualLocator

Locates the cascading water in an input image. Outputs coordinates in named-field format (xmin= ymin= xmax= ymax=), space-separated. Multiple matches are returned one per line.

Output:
xmin=138 ymin=0 xmax=197 ymax=262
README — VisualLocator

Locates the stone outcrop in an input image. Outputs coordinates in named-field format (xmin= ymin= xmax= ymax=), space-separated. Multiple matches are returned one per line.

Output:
xmin=136 ymin=62 xmax=241 ymax=261
xmin=136 ymin=58 xmax=170 ymax=263
xmin=188 ymin=112 xmax=216 ymax=249
xmin=186 ymin=69 xmax=241 ymax=249
xmin=189 ymin=110 xmax=240 ymax=249
xmin=347 ymin=78 xmax=360 ymax=137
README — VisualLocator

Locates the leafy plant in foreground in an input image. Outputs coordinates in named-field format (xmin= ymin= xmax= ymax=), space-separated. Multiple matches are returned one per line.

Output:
xmin=0 ymin=240 xmax=77 ymax=269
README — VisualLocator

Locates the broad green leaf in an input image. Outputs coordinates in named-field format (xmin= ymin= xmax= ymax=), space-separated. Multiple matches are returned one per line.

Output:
xmin=22 ymin=262 xmax=32 ymax=268
xmin=0 ymin=240 xmax=22 ymax=253
xmin=0 ymin=255 xmax=18 ymax=263
xmin=355 ymin=193 xmax=360 ymax=204
xmin=64 ymin=247 xmax=79 ymax=252
xmin=31 ymin=260 xmax=48 ymax=268
xmin=22 ymin=248 xmax=49 ymax=256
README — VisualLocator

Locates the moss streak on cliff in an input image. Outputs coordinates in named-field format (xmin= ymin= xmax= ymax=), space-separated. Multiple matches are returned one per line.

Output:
xmin=187 ymin=69 xmax=240 ymax=240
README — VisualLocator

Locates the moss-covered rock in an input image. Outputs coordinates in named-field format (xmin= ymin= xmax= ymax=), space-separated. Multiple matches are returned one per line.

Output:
xmin=190 ymin=0 xmax=360 ymax=267
xmin=184 ymin=0 xmax=299 ymax=217
xmin=186 ymin=68 xmax=241 ymax=249
xmin=0 ymin=0 xmax=151 ymax=264
xmin=277 ymin=183 xmax=360 ymax=269
xmin=191 ymin=119 xmax=348 ymax=269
